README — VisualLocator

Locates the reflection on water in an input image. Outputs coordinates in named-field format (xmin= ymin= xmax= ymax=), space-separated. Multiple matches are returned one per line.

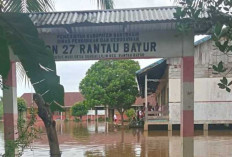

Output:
xmin=0 ymin=121 xmax=232 ymax=157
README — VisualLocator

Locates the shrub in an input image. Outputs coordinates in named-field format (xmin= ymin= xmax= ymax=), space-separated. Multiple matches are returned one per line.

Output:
xmin=98 ymin=117 xmax=104 ymax=121
xmin=17 ymin=98 xmax=27 ymax=113
xmin=71 ymin=102 xmax=88 ymax=121
xmin=74 ymin=117 xmax=80 ymax=122
xmin=106 ymin=117 xmax=111 ymax=122
xmin=125 ymin=108 xmax=136 ymax=121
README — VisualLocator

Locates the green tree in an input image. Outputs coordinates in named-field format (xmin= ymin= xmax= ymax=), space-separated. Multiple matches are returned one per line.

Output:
xmin=71 ymin=102 xmax=88 ymax=121
xmin=80 ymin=60 xmax=140 ymax=126
xmin=174 ymin=0 xmax=232 ymax=92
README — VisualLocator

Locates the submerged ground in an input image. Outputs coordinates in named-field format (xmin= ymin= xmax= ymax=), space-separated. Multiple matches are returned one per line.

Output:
xmin=0 ymin=121 xmax=232 ymax=157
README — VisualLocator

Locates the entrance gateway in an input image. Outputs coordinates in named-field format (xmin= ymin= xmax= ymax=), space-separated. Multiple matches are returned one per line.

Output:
xmin=4 ymin=6 xmax=210 ymax=157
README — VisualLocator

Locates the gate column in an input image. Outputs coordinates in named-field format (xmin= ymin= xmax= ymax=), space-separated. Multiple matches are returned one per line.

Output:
xmin=181 ymin=33 xmax=194 ymax=157
xmin=3 ymin=62 xmax=18 ymax=156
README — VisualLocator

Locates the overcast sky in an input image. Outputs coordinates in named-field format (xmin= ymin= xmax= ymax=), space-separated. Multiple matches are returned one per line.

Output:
xmin=55 ymin=0 xmax=174 ymax=11
xmin=0 ymin=0 xmax=175 ymax=97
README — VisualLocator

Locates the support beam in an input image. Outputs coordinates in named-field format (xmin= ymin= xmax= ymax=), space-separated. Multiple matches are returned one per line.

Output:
xmin=180 ymin=32 xmax=195 ymax=157
xmin=168 ymin=123 xmax=172 ymax=131
xmin=181 ymin=56 xmax=194 ymax=157
xmin=144 ymin=123 xmax=148 ymax=131
xmin=203 ymin=123 xmax=208 ymax=131
xmin=181 ymin=56 xmax=194 ymax=137
xmin=144 ymin=74 xmax=148 ymax=131
xmin=145 ymin=74 xmax=148 ymax=122
xmin=3 ymin=62 xmax=18 ymax=156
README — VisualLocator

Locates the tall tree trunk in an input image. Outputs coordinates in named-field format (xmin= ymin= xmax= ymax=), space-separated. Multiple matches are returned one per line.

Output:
xmin=33 ymin=94 xmax=61 ymax=157
xmin=120 ymin=112 xmax=124 ymax=126
xmin=109 ymin=109 xmax=114 ymax=123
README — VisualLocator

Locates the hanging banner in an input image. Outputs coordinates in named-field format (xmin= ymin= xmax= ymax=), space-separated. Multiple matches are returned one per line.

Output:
xmin=41 ymin=31 xmax=192 ymax=61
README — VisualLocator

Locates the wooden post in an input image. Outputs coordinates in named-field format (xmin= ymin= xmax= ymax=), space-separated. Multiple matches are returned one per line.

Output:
xmin=3 ymin=62 xmax=18 ymax=156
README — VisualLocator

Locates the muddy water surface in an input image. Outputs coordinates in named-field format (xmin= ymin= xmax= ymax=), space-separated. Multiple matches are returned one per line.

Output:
xmin=0 ymin=121 xmax=232 ymax=157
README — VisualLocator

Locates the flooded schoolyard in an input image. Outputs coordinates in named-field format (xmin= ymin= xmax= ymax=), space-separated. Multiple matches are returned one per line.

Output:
xmin=0 ymin=121 xmax=232 ymax=157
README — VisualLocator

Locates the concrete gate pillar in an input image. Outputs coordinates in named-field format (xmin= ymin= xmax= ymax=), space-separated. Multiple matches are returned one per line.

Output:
xmin=180 ymin=33 xmax=194 ymax=157
xmin=3 ymin=62 xmax=18 ymax=155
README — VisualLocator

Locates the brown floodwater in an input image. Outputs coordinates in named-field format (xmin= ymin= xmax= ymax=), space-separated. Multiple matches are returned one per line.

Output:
xmin=0 ymin=121 xmax=232 ymax=157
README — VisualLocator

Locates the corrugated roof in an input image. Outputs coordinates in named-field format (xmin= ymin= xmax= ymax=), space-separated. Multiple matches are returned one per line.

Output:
xmin=28 ymin=6 xmax=178 ymax=27
xmin=136 ymin=59 xmax=167 ymax=97
xmin=194 ymin=35 xmax=211 ymax=46
xmin=136 ymin=59 xmax=166 ymax=75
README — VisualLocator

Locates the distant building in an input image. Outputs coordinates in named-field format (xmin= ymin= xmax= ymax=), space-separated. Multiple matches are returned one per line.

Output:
xmin=21 ymin=92 xmax=84 ymax=120
xmin=21 ymin=92 xmax=84 ymax=108
xmin=21 ymin=92 xmax=150 ymax=121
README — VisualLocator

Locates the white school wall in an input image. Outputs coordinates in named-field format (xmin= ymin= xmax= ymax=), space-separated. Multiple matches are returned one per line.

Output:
xmin=168 ymin=39 xmax=232 ymax=124
xmin=169 ymin=78 xmax=232 ymax=124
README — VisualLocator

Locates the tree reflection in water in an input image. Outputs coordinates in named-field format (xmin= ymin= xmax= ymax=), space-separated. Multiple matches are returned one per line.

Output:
xmin=104 ymin=128 xmax=138 ymax=157
xmin=72 ymin=123 xmax=90 ymax=140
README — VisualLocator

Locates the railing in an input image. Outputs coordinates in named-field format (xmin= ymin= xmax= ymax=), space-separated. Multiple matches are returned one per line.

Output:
xmin=147 ymin=104 xmax=169 ymax=120
xmin=161 ymin=104 xmax=169 ymax=116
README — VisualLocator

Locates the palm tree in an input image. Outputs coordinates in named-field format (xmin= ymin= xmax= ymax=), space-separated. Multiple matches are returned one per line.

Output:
xmin=0 ymin=0 xmax=114 ymax=156
xmin=1 ymin=0 xmax=54 ymax=12
xmin=1 ymin=0 xmax=113 ymax=13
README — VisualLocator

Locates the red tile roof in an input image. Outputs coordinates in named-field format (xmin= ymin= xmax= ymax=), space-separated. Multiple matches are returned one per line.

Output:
xmin=21 ymin=92 xmax=85 ymax=108
xmin=133 ymin=93 xmax=156 ymax=107
xmin=20 ymin=93 xmax=34 ymax=108
xmin=64 ymin=92 xmax=84 ymax=107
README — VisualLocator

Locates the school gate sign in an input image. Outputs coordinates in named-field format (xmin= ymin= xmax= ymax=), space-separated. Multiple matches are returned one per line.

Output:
xmin=4 ymin=6 xmax=210 ymax=157
xmin=42 ymin=31 xmax=193 ymax=61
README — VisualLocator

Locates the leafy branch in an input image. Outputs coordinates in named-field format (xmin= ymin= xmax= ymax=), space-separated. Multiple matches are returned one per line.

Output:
xmin=175 ymin=0 xmax=232 ymax=92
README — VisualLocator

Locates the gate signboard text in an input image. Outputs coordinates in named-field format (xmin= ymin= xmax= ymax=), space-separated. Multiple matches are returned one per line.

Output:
xmin=41 ymin=31 xmax=192 ymax=61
